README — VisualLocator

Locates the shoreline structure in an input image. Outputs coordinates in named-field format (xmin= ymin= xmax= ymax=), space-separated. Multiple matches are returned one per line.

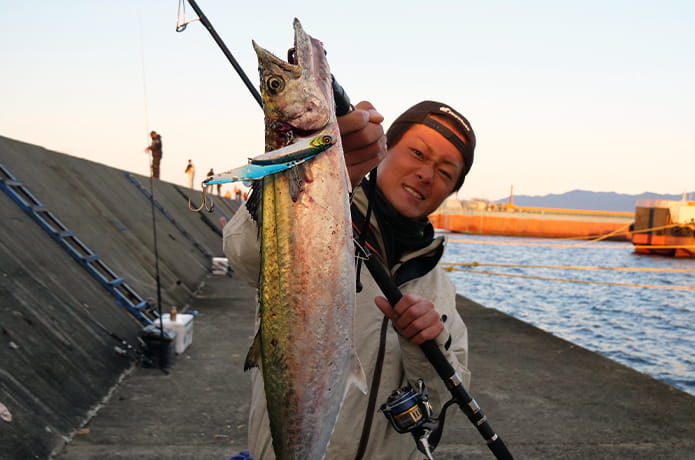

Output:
xmin=2 ymin=134 xmax=694 ymax=459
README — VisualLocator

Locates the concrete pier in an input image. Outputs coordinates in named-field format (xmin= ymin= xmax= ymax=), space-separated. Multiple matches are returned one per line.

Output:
xmin=2 ymin=135 xmax=694 ymax=459
xmin=52 ymin=275 xmax=695 ymax=460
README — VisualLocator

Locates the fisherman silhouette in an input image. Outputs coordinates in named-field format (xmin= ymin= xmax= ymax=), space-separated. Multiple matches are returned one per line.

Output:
xmin=145 ymin=131 xmax=163 ymax=178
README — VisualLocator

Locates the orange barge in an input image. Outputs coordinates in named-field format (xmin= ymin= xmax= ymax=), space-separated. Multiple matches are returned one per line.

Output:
xmin=429 ymin=205 xmax=634 ymax=241
xmin=631 ymin=199 xmax=695 ymax=257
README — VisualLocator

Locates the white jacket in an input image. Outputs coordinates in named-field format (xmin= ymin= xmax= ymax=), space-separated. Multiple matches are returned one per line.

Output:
xmin=223 ymin=187 xmax=471 ymax=460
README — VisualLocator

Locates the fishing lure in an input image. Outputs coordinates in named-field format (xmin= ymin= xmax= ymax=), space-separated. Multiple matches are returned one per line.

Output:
xmin=205 ymin=133 xmax=336 ymax=184
xmin=188 ymin=132 xmax=336 ymax=212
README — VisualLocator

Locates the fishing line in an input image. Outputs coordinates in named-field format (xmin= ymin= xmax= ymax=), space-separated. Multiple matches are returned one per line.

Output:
xmin=175 ymin=0 xmax=200 ymax=32
xmin=139 ymin=12 xmax=150 ymax=163
xmin=138 ymin=9 xmax=168 ymax=374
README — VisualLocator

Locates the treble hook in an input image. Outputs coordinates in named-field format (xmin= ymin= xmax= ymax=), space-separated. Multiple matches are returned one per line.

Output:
xmin=188 ymin=183 xmax=215 ymax=213
xmin=175 ymin=0 xmax=200 ymax=33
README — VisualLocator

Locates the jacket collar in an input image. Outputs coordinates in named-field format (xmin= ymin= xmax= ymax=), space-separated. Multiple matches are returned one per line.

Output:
xmin=351 ymin=184 xmax=446 ymax=285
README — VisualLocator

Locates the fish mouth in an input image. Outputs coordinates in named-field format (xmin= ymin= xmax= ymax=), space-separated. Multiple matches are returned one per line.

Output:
xmin=272 ymin=120 xmax=319 ymax=138
xmin=270 ymin=120 xmax=324 ymax=147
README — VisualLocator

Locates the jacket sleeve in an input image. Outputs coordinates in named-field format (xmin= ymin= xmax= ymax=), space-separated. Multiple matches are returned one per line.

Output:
xmin=397 ymin=271 xmax=471 ymax=409
xmin=222 ymin=205 xmax=261 ymax=287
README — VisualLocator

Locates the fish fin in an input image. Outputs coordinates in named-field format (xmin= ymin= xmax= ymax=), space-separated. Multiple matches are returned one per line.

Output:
xmin=287 ymin=163 xmax=306 ymax=201
xmin=348 ymin=351 xmax=368 ymax=395
xmin=245 ymin=180 xmax=263 ymax=227
xmin=244 ymin=329 xmax=262 ymax=371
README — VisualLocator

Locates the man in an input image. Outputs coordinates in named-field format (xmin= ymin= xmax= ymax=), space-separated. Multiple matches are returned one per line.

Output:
xmin=145 ymin=131 xmax=162 ymax=178
xmin=224 ymin=100 xmax=475 ymax=459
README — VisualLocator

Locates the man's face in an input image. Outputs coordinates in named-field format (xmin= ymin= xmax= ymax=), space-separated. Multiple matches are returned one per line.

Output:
xmin=377 ymin=121 xmax=465 ymax=220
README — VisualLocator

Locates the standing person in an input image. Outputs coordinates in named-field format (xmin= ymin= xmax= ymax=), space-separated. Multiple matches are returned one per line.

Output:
xmin=207 ymin=168 xmax=221 ymax=196
xmin=144 ymin=131 xmax=162 ymax=178
xmin=185 ymin=159 xmax=195 ymax=188
xmin=223 ymin=100 xmax=475 ymax=460
xmin=206 ymin=168 xmax=214 ymax=193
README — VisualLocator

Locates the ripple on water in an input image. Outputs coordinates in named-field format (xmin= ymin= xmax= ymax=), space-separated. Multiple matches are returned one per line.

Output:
xmin=443 ymin=233 xmax=695 ymax=396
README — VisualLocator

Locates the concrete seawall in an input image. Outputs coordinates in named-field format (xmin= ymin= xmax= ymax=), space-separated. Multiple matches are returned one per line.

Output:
xmin=3 ymin=135 xmax=695 ymax=459
xmin=1 ymin=135 xmax=239 ymax=459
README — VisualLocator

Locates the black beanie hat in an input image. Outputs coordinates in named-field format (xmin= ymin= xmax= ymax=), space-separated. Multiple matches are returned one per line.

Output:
xmin=386 ymin=101 xmax=475 ymax=190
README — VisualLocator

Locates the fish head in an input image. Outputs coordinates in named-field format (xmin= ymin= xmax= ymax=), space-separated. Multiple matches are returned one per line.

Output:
xmin=253 ymin=18 xmax=333 ymax=147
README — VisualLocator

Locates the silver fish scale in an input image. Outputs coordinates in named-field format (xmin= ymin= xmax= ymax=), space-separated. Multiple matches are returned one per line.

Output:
xmin=247 ymin=18 xmax=364 ymax=460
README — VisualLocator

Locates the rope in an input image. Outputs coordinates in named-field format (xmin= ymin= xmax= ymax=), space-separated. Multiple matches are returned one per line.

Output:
xmin=447 ymin=238 xmax=632 ymax=249
xmin=634 ymin=244 xmax=695 ymax=249
xmin=447 ymin=236 xmax=694 ymax=251
xmin=440 ymin=264 xmax=694 ymax=290
xmin=541 ymin=223 xmax=632 ymax=243
xmin=442 ymin=222 xmax=695 ymax=289
xmin=443 ymin=262 xmax=695 ymax=273
xmin=446 ymin=221 xmax=692 ymax=249
xmin=570 ymin=223 xmax=631 ymax=245
xmin=631 ymin=222 xmax=684 ymax=234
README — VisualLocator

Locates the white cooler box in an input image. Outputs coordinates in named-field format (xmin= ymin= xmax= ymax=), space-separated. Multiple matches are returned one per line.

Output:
xmin=160 ymin=313 xmax=194 ymax=354
xmin=211 ymin=257 xmax=229 ymax=275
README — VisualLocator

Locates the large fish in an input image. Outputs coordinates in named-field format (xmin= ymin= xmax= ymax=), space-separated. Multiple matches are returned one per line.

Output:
xmin=239 ymin=19 xmax=366 ymax=460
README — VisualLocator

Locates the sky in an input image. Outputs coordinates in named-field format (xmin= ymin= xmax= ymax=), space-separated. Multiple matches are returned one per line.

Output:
xmin=1 ymin=1 xmax=693 ymax=201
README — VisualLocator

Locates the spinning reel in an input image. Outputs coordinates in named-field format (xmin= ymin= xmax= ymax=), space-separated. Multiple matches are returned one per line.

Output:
xmin=381 ymin=379 xmax=458 ymax=460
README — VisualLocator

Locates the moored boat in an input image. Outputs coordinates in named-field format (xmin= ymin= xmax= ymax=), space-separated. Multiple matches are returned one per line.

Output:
xmin=631 ymin=199 xmax=695 ymax=257
xmin=430 ymin=199 xmax=634 ymax=241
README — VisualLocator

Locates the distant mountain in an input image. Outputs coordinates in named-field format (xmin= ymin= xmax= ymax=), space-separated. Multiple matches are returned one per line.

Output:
xmin=493 ymin=190 xmax=694 ymax=213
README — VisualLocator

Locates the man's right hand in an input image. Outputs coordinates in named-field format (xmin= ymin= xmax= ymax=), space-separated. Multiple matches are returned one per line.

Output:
xmin=337 ymin=101 xmax=387 ymax=189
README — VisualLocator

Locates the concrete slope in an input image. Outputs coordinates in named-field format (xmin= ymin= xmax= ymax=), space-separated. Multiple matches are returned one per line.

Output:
xmin=0 ymin=135 xmax=240 ymax=459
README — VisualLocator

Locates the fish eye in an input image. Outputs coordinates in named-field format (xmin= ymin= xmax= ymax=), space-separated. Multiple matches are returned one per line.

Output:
xmin=266 ymin=76 xmax=285 ymax=94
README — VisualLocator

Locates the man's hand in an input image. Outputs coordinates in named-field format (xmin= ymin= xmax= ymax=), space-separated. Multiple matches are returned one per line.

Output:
xmin=375 ymin=294 xmax=444 ymax=345
xmin=337 ymin=101 xmax=387 ymax=188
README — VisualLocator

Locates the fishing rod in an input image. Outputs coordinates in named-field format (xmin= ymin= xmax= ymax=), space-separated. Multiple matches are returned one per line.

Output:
xmin=83 ymin=309 xmax=146 ymax=363
xmin=176 ymin=0 xmax=261 ymax=107
xmin=359 ymin=244 xmax=513 ymax=459
xmin=177 ymin=2 xmax=513 ymax=458
xmin=176 ymin=0 xmax=352 ymax=116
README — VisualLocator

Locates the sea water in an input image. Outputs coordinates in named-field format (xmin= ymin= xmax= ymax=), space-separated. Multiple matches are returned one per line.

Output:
xmin=440 ymin=233 xmax=695 ymax=396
